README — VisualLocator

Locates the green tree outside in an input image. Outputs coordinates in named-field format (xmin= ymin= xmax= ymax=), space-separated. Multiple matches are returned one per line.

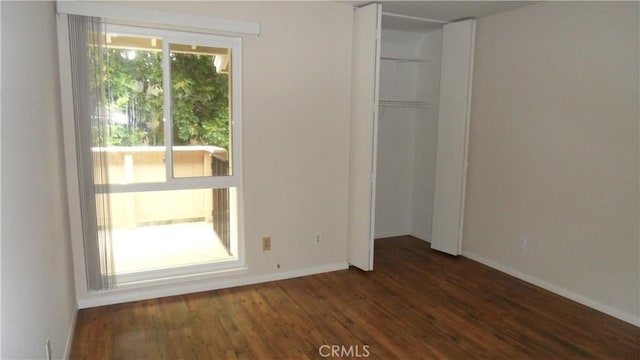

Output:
xmin=101 ymin=48 xmax=229 ymax=149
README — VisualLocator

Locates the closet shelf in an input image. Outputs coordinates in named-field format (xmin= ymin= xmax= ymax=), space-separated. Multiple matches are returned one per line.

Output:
xmin=380 ymin=56 xmax=431 ymax=63
xmin=379 ymin=100 xmax=431 ymax=108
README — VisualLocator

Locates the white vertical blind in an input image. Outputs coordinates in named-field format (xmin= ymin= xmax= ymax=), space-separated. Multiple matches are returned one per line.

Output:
xmin=68 ymin=15 xmax=115 ymax=290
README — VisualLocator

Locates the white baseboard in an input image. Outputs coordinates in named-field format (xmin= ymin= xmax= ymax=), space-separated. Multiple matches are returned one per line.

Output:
xmin=77 ymin=262 xmax=349 ymax=309
xmin=374 ymin=233 xmax=431 ymax=243
xmin=409 ymin=233 xmax=430 ymax=243
xmin=462 ymin=250 xmax=640 ymax=327
xmin=63 ymin=306 xmax=78 ymax=359
xmin=374 ymin=230 xmax=411 ymax=239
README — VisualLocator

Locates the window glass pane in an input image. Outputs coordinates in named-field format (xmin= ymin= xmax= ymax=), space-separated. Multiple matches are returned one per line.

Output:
xmin=107 ymin=188 xmax=237 ymax=275
xmin=170 ymin=43 xmax=232 ymax=178
xmin=97 ymin=33 xmax=166 ymax=184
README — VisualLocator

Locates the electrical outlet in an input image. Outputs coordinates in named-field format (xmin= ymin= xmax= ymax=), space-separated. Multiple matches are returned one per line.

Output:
xmin=262 ymin=236 xmax=271 ymax=251
xmin=518 ymin=236 xmax=527 ymax=251
xmin=45 ymin=338 xmax=52 ymax=360
xmin=314 ymin=232 xmax=321 ymax=244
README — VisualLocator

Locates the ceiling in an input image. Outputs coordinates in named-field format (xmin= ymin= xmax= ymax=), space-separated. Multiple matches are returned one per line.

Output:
xmin=344 ymin=1 xmax=537 ymax=22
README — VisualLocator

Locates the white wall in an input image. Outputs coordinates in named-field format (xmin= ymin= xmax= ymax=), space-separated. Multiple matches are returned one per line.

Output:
xmin=375 ymin=106 xmax=414 ymax=238
xmin=234 ymin=1 xmax=352 ymax=275
xmin=375 ymin=29 xmax=419 ymax=238
xmin=464 ymin=1 xmax=640 ymax=324
xmin=70 ymin=1 xmax=354 ymax=306
xmin=1 ymin=1 xmax=77 ymax=358
xmin=410 ymin=29 xmax=442 ymax=241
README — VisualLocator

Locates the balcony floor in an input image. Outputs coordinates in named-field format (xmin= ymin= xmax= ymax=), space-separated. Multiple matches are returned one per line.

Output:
xmin=111 ymin=221 xmax=232 ymax=274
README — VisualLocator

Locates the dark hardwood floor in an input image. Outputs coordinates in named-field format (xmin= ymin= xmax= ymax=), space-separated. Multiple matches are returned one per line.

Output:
xmin=71 ymin=236 xmax=639 ymax=359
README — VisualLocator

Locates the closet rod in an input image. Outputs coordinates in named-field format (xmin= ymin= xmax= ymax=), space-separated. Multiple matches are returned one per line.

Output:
xmin=381 ymin=11 xmax=450 ymax=25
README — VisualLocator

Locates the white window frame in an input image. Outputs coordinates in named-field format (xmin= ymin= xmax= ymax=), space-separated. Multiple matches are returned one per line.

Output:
xmin=101 ymin=24 xmax=245 ymax=278
xmin=57 ymin=15 xmax=247 ymax=306
xmin=102 ymin=24 xmax=243 ymax=194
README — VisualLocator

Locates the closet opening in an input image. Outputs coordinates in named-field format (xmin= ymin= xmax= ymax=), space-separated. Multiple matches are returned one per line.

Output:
xmin=348 ymin=4 xmax=475 ymax=270
xmin=375 ymin=12 xmax=445 ymax=244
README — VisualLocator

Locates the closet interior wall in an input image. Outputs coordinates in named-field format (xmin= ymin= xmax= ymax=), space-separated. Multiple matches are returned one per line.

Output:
xmin=374 ymin=21 xmax=443 ymax=241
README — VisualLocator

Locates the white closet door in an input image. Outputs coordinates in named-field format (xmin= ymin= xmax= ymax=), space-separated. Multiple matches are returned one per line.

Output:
xmin=348 ymin=3 xmax=381 ymax=271
xmin=431 ymin=19 xmax=476 ymax=256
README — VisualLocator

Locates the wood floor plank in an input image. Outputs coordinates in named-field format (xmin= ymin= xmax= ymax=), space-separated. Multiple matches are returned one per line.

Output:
xmin=71 ymin=236 xmax=640 ymax=359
